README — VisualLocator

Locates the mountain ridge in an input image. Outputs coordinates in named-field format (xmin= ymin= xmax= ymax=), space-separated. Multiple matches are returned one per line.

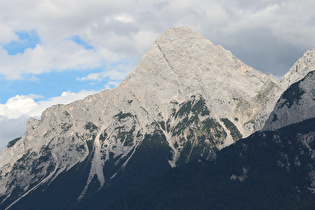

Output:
xmin=108 ymin=71 xmax=315 ymax=209
xmin=0 ymin=26 xmax=314 ymax=209
xmin=263 ymin=70 xmax=315 ymax=131
xmin=253 ymin=48 xmax=315 ymax=131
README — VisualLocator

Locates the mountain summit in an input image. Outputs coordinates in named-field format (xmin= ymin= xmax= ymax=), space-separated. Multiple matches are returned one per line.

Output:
xmin=0 ymin=26 xmax=314 ymax=209
xmin=253 ymin=48 xmax=315 ymax=131
xmin=121 ymin=26 xmax=272 ymax=135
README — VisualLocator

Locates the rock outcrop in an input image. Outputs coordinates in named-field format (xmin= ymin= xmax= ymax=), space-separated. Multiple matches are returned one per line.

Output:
xmin=253 ymin=49 xmax=315 ymax=131
xmin=263 ymin=70 xmax=315 ymax=131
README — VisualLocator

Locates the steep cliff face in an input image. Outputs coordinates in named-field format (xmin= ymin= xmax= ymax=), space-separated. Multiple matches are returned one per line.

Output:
xmin=0 ymin=26 xmax=313 ymax=209
xmin=253 ymin=49 xmax=315 ymax=131
xmin=263 ymin=70 xmax=315 ymax=131
xmin=122 ymin=26 xmax=273 ymax=137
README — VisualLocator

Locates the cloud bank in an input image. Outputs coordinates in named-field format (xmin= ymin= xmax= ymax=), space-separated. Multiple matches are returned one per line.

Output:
xmin=1 ymin=0 xmax=314 ymax=79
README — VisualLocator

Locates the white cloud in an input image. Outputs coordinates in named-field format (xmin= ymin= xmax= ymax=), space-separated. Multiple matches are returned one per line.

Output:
xmin=104 ymin=81 xmax=121 ymax=90
xmin=0 ymin=115 xmax=30 ymax=153
xmin=0 ymin=24 xmax=19 ymax=44
xmin=0 ymin=95 xmax=39 ymax=119
xmin=0 ymin=90 xmax=97 ymax=152
xmin=78 ymin=72 xmax=103 ymax=82
xmin=198 ymin=0 xmax=315 ymax=76
xmin=0 ymin=39 xmax=104 ymax=80
xmin=0 ymin=90 xmax=97 ymax=119
xmin=1 ymin=0 xmax=314 ymax=79
xmin=114 ymin=14 xmax=134 ymax=23
xmin=77 ymin=59 xmax=137 ymax=88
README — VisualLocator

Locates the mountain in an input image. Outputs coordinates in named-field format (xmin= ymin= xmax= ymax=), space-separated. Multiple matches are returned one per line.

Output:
xmin=111 ymin=119 xmax=315 ymax=210
xmin=110 ymin=71 xmax=315 ymax=210
xmin=253 ymin=48 xmax=315 ymax=131
xmin=263 ymin=70 xmax=315 ymax=131
xmin=0 ymin=26 xmax=314 ymax=209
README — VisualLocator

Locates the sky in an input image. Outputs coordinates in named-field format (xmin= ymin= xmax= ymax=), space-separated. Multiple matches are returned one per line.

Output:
xmin=0 ymin=0 xmax=315 ymax=152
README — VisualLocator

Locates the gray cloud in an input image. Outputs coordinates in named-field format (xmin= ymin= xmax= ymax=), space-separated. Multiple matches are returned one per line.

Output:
xmin=0 ymin=115 xmax=29 ymax=153
xmin=1 ymin=0 xmax=314 ymax=79
xmin=198 ymin=0 xmax=315 ymax=76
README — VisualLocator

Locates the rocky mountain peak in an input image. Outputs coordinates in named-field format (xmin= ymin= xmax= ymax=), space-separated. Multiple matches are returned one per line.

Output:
xmin=117 ymin=26 xmax=273 ymax=139
xmin=252 ymin=48 xmax=315 ymax=132
xmin=263 ymin=70 xmax=315 ymax=131
xmin=0 ymin=27 xmax=314 ymax=209
xmin=145 ymin=26 xmax=257 ymax=76
xmin=280 ymin=48 xmax=315 ymax=90
xmin=156 ymin=26 xmax=211 ymax=44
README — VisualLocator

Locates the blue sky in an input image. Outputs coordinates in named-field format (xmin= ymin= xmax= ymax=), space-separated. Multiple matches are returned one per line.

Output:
xmin=0 ymin=70 xmax=104 ymax=103
xmin=0 ymin=0 xmax=315 ymax=152
xmin=1 ymin=32 xmax=90 ymax=103
xmin=3 ymin=30 xmax=41 ymax=55
xmin=0 ymin=30 xmax=138 ymax=103
xmin=1 ymin=31 xmax=118 ymax=103
xmin=69 ymin=35 xmax=94 ymax=50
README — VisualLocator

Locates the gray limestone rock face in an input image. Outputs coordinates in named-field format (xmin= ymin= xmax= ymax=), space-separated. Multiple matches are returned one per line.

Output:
xmin=263 ymin=71 xmax=315 ymax=131
xmin=123 ymin=26 xmax=271 ymax=137
xmin=253 ymin=49 xmax=315 ymax=131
